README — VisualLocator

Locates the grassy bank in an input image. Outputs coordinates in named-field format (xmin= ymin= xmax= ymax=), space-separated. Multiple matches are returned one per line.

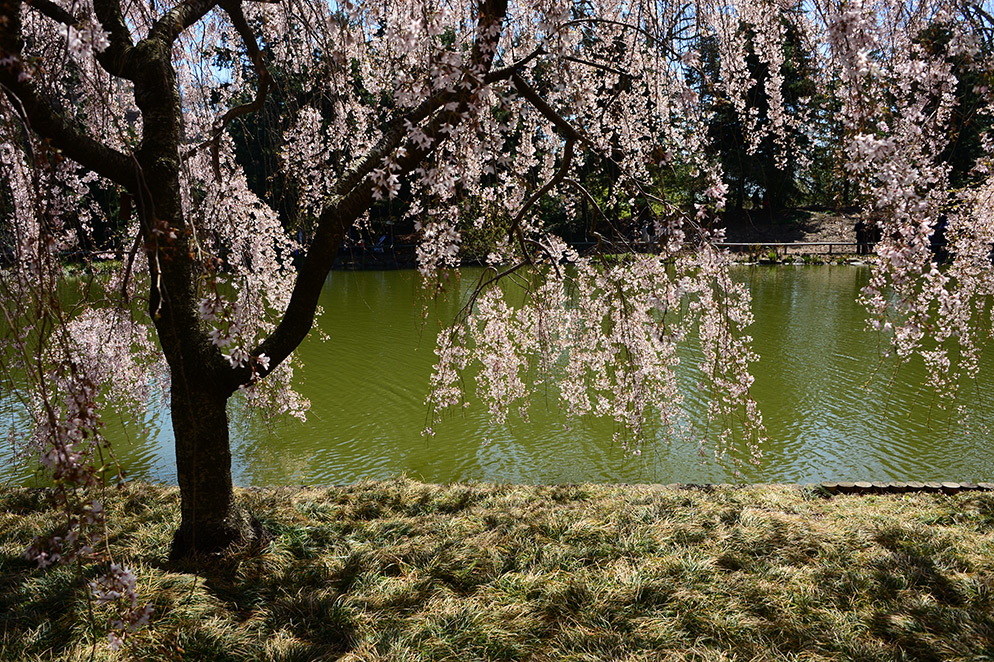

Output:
xmin=2 ymin=479 xmax=993 ymax=661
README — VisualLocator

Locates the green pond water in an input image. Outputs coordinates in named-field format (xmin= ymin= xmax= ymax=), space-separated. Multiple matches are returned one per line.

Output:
xmin=2 ymin=265 xmax=993 ymax=486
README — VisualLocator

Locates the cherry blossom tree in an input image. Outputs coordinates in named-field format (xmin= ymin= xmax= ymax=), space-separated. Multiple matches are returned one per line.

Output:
xmin=1 ymin=0 xmax=992 ymax=570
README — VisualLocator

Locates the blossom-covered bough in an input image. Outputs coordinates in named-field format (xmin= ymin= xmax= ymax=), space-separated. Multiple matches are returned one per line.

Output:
xmin=1 ymin=0 xmax=992 ymax=640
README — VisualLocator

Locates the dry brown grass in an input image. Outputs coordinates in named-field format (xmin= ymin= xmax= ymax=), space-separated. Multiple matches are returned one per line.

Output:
xmin=2 ymin=479 xmax=993 ymax=660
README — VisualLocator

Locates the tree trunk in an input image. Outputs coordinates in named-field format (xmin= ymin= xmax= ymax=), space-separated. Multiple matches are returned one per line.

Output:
xmin=122 ymin=37 xmax=265 ymax=558
xmin=168 ymin=374 xmax=261 ymax=558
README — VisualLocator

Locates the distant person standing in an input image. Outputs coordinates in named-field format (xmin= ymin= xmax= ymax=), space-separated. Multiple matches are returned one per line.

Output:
xmin=930 ymin=217 xmax=949 ymax=264
xmin=869 ymin=220 xmax=882 ymax=253
xmin=854 ymin=220 xmax=868 ymax=255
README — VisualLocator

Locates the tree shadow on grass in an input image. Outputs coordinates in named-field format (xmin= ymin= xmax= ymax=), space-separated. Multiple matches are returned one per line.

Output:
xmin=7 ymin=484 xmax=994 ymax=661
xmin=866 ymin=525 xmax=994 ymax=661
xmin=159 ymin=522 xmax=361 ymax=661
xmin=0 ymin=555 xmax=79 ymax=656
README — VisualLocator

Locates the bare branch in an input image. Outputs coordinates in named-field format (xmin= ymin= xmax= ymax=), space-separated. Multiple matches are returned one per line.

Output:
xmin=555 ymin=16 xmax=681 ymax=59
xmin=187 ymin=0 xmax=272 ymax=176
xmin=508 ymin=137 xmax=576 ymax=272
xmin=512 ymin=138 xmax=576 ymax=229
xmin=453 ymin=259 xmax=530 ymax=325
xmin=562 ymin=54 xmax=629 ymax=77
xmin=449 ymin=138 xmax=582 ymax=328
xmin=562 ymin=177 xmax=607 ymax=237
xmin=23 ymin=0 xmax=76 ymax=26
xmin=511 ymin=72 xmax=591 ymax=145
xmin=484 ymin=46 xmax=545 ymax=83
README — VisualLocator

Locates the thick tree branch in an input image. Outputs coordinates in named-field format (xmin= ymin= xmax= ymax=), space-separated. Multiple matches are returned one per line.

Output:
xmin=160 ymin=0 xmax=282 ymax=47
xmin=229 ymin=0 xmax=510 ymax=389
xmin=484 ymin=47 xmax=545 ymax=83
xmin=149 ymin=0 xmax=218 ymax=44
xmin=23 ymin=0 xmax=75 ymax=25
xmin=0 ymin=6 xmax=137 ymax=188
xmin=92 ymin=0 xmax=135 ymax=77
xmin=235 ymin=96 xmax=463 ymax=389
xmin=511 ymin=72 xmax=591 ymax=145
xmin=216 ymin=0 xmax=268 ymax=118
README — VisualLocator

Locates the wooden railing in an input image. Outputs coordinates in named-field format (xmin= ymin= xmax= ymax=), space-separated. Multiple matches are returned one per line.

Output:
xmin=716 ymin=241 xmax=862 ymax=255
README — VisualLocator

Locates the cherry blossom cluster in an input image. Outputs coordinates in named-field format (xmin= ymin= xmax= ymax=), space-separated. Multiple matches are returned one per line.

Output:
xmin=429 ymin=238 xmax=764 ymax=462
xmin=184 ymin=138 xmax=308 ymax=417
xmin=1 ymin=58 xmax=154 ymax=651
xmin=815 ymin=0 xmax=994 ymax=400
xmin=65 ymin=21 xmax=111 ymax=57
xmin=89 ymin=563 xmax=155 ymax=651
xmin=2 ymin=287 xmax=155 ymax=648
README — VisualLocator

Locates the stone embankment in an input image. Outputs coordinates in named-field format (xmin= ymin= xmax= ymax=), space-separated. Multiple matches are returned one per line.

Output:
xmin=661 ymin=481 xmax=994 ymax=495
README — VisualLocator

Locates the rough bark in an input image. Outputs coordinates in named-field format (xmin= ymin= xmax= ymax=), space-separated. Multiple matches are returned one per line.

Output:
xmin=169 ymin=377 xmax=261 ymax=558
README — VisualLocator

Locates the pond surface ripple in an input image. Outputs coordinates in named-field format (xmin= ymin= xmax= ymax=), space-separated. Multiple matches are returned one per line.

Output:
xmin=2 ymin=265 xmax=992 ymax=486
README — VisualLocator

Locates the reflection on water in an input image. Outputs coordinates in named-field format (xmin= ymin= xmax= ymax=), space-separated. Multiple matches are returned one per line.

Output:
xmin=3 ymin=265 xmax=992 ymax=486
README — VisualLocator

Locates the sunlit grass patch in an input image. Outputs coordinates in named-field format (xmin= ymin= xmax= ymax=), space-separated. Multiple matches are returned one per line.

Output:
xmin=2 ymin=480 xmax=994 ymax=660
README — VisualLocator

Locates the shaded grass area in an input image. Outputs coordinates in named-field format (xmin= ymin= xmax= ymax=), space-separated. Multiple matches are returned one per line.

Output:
xmin=2 ymin=479 xmax=994 ymax=660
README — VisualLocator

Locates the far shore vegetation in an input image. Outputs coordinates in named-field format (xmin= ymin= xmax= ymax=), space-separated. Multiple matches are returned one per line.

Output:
xmin=2 ymin=478 xmax=992 ymax=661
